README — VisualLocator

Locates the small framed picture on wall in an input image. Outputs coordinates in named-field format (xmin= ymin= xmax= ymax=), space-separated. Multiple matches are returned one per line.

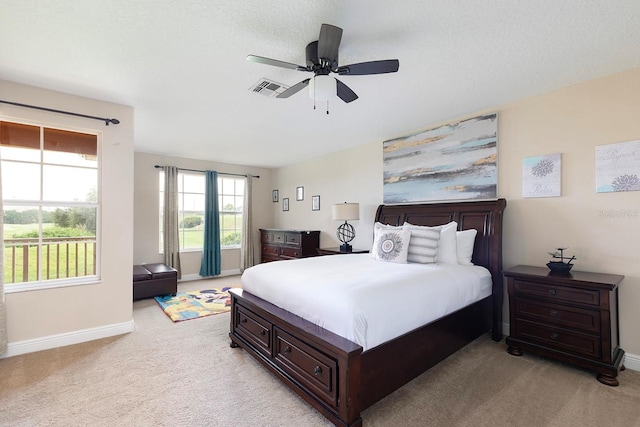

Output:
xmin=283 ymin=198 xmax=289 ymax=211
xmin=312 ymin=195 xmax=320 ymax=211
xmin=296 ymin=186 xmax=304 ymax=201
xmin=272 ymin=189 xmax=279 ymax=203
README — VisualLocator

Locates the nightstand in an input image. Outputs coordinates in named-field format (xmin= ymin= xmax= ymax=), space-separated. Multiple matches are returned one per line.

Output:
xmin=504 ymin=265 xmax=624 ymax=386
xmin=317 ymin=247 xmax=370 ymax=256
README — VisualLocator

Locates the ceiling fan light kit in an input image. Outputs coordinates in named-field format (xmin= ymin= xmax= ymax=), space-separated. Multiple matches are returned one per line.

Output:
xmin=309 ymin=75 xmax=335 ymax=101
xmin=247 ymin=23 xmax=399 ymax=110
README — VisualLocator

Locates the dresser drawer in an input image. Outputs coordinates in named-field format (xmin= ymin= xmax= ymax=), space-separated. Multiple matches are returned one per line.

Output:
xmin=517 ymin=319 xmax=601 ymax=359
xmin=235 ymin=305 xmax=272 ymax=358
xmin=262 ymin=244 xmax=280 ymax=258
xmin=274 ymin=328 xmax=338 ymax=408
xmin=259 ymin=229 xmax=320 ymax=263
xmin=513 ymin=279 xmax=600 ymax=307
xmin=514 ymin=297 xmax=600 ymax=334
xmin=284 ymin=232 xmax=302 ymax=247
xmin=261 ymin=230 xmax=273 ymax=243
xmin=280 ymin=246 xmax=302 ymax=258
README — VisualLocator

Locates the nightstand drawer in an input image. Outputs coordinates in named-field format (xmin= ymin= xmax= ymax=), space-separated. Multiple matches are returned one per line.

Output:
xmin=515 ymin=297 xmax=600 ymax=334
xmin=513 ymin=279 xmax=600 ymax=307
xmin=517 ymin=320 xmax=601 ymax=359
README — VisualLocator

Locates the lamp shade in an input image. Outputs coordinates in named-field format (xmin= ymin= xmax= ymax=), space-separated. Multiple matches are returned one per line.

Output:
xmin=309 ymin=75 xmax=335 ymax=101
xmin=332 ymin=203 xmax=360 ymax=221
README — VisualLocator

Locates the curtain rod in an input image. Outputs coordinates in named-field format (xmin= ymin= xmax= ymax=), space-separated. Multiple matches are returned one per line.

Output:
xmin=0 ymin=99 xmax=120 ymax=126
xmin=154 ymin=165 xmax=259 ymax=179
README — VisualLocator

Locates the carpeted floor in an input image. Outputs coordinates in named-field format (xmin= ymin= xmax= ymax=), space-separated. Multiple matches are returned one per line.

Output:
xmin=1 ymin=274 xmax=639 ymax=426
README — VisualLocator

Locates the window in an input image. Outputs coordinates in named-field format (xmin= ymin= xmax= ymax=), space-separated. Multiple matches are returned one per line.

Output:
xmin=218 ymin=176 xmax=244 ymax=247
xmin=159 ymin=172 xmax=244 ymax=251
xmin=1 ymin=120 xmax=100 ymax=289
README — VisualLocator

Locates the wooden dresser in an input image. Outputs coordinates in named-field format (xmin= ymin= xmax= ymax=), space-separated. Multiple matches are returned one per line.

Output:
xmin=260 ymin=229 xmax=320 ymax=263
xmin=504 ymin=265 xmax=624 ymax=385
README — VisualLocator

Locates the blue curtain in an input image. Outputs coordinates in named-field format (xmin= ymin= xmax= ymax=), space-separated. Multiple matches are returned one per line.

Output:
xmin=200 ymin=170 xmax=221 ymax=277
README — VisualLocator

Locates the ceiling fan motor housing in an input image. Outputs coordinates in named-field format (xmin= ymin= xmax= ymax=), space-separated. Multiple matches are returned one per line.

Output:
xmin=306 ymin=41 xmax=337 ymax=71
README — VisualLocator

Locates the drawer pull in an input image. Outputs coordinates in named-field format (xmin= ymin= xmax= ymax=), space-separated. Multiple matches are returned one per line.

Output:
xmin=549 ymin=310 xmax=558 ymax=317
xmin=314 ymin=366 xmax=322 ymax=376
xmin=241 ymin=318 xmax=248 ymax=323
xmin=548 ymin=289 xmax=557 ymax=296
xmin=259 ymin=330 xmax=266 ymax=336
xmin=550 ymin=332 xmax=559 ymax=340
xmin=284 ymin=346 xmax=291 ymax=354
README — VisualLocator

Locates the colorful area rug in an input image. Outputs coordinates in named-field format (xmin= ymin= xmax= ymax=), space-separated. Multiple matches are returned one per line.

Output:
xmin=154 ymin=287 xmax=236 ymax=322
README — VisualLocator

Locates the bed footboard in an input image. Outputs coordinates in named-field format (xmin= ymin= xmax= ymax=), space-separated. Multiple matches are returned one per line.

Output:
xmin=229 ymin=288 xmax=364 ymax=427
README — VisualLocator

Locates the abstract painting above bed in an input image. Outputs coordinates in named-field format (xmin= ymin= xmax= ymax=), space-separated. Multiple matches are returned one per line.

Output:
xmin=383 ymin=113 xmax=498 ymax=203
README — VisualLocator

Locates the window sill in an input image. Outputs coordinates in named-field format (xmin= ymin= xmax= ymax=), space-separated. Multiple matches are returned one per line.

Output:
xmin=5 ymin=276 xmax=101 ymax=294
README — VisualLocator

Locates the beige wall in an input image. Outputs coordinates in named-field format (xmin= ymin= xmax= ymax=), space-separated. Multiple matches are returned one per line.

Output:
xmin=272 ymin=67 xmax=640 ymax=357
xmin=272 ymin=143 xmax=382 ymax=251
xmin=1 ymin=79 xmax=134 ymax=344
xmin=2 ymin=67 xmax=638 ymax=360
xmin=133 ymin=151 xmax=274 ymax=277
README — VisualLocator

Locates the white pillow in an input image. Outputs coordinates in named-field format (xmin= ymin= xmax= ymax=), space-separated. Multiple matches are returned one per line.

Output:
xmin=402 ymin=222 xmax=440 ymax=264
xmin=374 ymin=222 xmax=401 ymax=231
xmin=456 ymin=229 xmax=477 ymax=265
xmin=371 ymin=228 xmax=411 ymax=264
xmin=436 ymin=221 xmax=459 ymax=264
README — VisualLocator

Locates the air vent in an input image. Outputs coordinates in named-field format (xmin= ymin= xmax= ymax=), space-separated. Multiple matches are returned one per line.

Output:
xmin=249 ymin=78 xmax=289 ymax=97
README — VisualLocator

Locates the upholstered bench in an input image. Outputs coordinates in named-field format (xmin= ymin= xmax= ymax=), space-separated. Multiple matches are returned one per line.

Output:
xmin=133 ymin=263 xmax=178 ymax=301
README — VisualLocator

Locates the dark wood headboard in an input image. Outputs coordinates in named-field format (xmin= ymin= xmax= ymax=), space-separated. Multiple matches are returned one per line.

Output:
xmin=375 ymin=198 xmax=507 ymax=339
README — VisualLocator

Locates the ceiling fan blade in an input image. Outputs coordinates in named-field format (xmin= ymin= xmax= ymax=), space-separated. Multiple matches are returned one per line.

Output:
xmin=276 ymin=79 xmax=311 ymax=98
xmin=337 ymin=59 xmax=399 ymax=75
xmin=317 ymin=24 xmax=343 ymax=64
xmin=246 ymin=55 xmax=309 ymax=71
xmin=335 ymin=78 xmax=358 ymax=103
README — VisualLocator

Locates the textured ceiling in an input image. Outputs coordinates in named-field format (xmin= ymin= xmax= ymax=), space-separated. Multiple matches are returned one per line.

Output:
xmin=2 ymin=1 xmax=640 ymax=168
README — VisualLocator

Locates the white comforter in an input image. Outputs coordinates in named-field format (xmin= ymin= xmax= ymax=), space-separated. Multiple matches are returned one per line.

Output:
xmin=241 ymin=254 xmax=492 ymax=351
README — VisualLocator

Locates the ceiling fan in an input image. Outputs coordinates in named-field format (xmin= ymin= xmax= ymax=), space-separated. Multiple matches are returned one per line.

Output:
xmin=247 ymin=24 xmax=399 ymax=107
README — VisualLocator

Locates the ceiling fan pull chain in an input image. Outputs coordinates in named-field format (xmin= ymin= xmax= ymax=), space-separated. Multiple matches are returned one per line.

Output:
xmin=326 ymin=100 xmax=329 ymax=115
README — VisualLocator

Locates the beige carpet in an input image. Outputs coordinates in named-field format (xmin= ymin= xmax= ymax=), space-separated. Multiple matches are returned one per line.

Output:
xmin=1 ymin=275 xmax=639 ymax=427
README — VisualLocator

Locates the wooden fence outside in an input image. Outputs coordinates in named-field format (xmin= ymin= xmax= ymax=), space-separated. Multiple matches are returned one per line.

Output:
xmin=4 ymin=236 xmax=96 ymax=284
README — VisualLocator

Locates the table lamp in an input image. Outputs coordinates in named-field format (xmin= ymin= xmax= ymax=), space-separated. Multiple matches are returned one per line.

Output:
xmin=332 ymin=202 xmax=359 ymax=252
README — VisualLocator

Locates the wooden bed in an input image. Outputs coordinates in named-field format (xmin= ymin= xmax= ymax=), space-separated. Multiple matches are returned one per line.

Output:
xmin=229 ymin=199 xmax=506 ymax=427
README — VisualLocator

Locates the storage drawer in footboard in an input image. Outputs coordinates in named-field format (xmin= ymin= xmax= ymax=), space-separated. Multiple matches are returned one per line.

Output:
xmin=234 ymin=305 xmax=272 ymax=358
xmin=274 ymin=327 xmax=338 ymax=409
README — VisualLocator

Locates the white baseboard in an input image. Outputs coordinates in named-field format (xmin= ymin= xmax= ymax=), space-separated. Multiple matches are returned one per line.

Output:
xmin=500 ymin=321 xmax=638 ymax=372
xmin=179 ymin=269 xmax=241 ymax=282
xmin=1 ymin=320 xmax=134 ymax=359
xmin=622 ymin=351 xmax=640 ymax=371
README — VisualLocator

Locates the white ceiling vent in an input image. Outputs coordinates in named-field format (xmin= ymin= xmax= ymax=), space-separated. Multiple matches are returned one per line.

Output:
xmin=249 ymin=78 xmax=289 ymax=97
